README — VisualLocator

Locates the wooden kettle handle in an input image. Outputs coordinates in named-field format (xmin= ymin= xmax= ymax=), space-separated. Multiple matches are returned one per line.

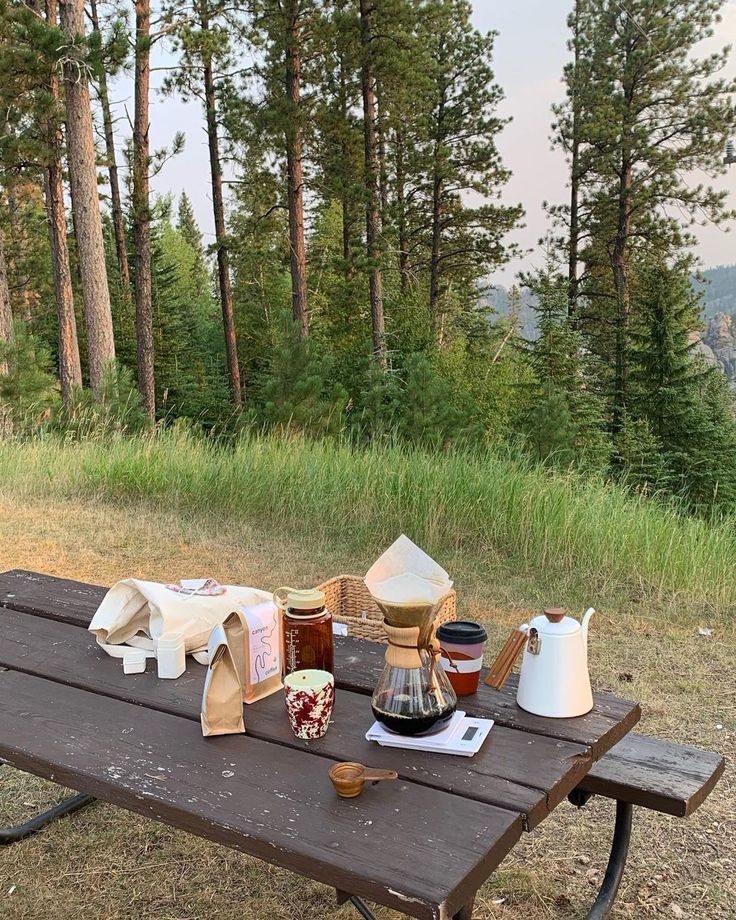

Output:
xmin=485 ymin=628 xmax=528 ymax=690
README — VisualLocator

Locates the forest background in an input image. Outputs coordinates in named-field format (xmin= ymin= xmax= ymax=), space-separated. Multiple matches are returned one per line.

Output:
xmin=1 ymin=0 xmax=736 ymax=520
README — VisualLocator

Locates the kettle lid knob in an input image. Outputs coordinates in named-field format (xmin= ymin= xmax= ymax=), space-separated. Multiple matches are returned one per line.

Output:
xmin=544 ymin=607 xmax=566 ymax=623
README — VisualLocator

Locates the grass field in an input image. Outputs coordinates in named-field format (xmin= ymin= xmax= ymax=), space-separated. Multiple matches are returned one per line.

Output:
xmin=0 ymin=434 xmax=734 ymax=918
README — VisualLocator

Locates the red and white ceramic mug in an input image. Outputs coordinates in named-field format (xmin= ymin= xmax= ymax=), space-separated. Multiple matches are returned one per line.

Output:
xmin=283 ymin=669 xmax=335 ymax=739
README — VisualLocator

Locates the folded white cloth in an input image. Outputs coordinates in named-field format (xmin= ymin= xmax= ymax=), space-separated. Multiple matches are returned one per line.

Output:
xmin=89 ymin=578 xmax=271 ymax=666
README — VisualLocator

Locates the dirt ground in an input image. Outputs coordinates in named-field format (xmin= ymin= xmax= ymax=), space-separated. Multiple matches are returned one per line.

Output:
xmin=0 ymin=495 xmax=733 ymax=919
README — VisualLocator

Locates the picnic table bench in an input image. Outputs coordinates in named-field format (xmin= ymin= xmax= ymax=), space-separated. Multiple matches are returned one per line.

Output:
xmin=0 ymin=570 xmax=724 ymax=919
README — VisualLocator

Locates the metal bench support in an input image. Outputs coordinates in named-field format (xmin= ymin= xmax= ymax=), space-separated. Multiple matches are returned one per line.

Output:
xmin=569 ymin=790 xmax=634 ymax=919
xmin=0 ymin=764 xmax=95 ymax=846
xmin=583 ymin=800 xmax=633 ymax=920
xmin=0 ymin=792 xmax=95 ymax=845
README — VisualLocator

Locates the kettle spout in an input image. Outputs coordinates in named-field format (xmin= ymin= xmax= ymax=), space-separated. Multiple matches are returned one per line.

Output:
xmin=581 ymin=607 xmax=595 ymax=654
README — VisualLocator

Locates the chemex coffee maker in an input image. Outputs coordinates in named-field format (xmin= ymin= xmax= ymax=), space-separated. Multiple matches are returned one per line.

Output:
xmin=365 ymin=538 xmax=457 ymax=737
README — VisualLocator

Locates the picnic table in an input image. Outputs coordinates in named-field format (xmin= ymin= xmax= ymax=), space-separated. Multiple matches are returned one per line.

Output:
xmin=0 ymin=569 xmax=713 ymax=920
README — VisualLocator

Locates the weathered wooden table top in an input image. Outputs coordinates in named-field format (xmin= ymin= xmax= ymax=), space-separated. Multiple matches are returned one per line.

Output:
xmin=0 ymin=570 xmax=640 ymax=920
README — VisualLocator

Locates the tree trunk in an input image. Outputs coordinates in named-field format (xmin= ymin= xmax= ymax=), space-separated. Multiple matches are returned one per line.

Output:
xmin=376 ymin=80 xmax=389 ymax=221
xmin=429 ymin=53 xmax=447 ymax=342
xmin=201 ymin=10 xmax=242 ymax=407
xmin=44 ymin=0 xmax=82 ymax=409
xmin=6 ymin=187 xmax=35 ymax=324
xmin=611 ymin=153 xmax=632 ymax=433
xmin=0 ymin=225 xmax=13 ymax=437
xmin=0 ymin=227 xmax=12 ymax=357
xmin=338 ymin=55 xmax=353 ymax=276
xmin=360 ymin=0 xmax=386 ymax=368
xmin=395 ymin=126 xmax=409 ymax=294
xmin=132 ymin=0 xmax=155 ymax=420
xmin=567 ymin=1 xmax=581 ymax=319
xmin=429 ymin=139 xmax=444 ymax=338
xmin=90 ymin=0 xmax=130 ymax=294
xmin=284 ymin=1 xmax=309 ymax=338
xmin=59 ymin=0 xmax=116 ymax=397
xmin=45 ymin=163 xmax=82 ymax=407
xmin=611 ymin=34 xmax=635 ymax=435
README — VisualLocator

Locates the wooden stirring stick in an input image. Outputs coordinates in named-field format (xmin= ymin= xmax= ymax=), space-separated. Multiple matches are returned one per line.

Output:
xmin=485 ymin=627 xmax=529 ymax=690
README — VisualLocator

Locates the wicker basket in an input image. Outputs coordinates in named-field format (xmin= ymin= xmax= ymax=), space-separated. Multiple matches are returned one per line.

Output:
xmin=317 ymin=574 xmax=457 ymax=643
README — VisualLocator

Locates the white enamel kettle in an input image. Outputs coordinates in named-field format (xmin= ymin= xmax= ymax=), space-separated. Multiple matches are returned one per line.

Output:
xmin=515 ymin=607 xmax=595 ymax=718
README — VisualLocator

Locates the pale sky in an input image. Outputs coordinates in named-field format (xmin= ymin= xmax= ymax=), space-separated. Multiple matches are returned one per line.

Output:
xmin=109 ymin=1 xmax=736 ymax=286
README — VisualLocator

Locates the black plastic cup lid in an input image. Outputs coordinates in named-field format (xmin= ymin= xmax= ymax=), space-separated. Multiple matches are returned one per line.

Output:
xmin=437 ymin=621 xmax=487 ymax=644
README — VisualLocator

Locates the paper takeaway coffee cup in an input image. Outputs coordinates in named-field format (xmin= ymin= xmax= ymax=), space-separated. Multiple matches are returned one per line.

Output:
xmin=437 ymin=621 xmax=487 ymax=696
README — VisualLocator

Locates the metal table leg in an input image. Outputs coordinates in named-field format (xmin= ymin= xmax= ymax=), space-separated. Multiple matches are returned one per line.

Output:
xmin=1 ymin=763 xmax=95 ymax=846
xmin=583 ymin=800 xmax=633 ymax=920
xmin=340 ymin=893 xmax=475 ymax=919
xmin=338 ymin=799 xmax=632 ymax=920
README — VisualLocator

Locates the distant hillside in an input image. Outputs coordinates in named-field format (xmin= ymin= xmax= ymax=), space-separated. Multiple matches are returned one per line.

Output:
xmin=487 ymin=263 xmax=736 ymax=357
xmin=694 ymin=264 xmax=736 ymax=319
xmin=482 ymin=285 xmax=538 ymax=339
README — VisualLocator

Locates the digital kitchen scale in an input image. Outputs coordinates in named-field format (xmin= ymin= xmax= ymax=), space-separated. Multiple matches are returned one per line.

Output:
xmin=365 ymin=711 xmax=493 ymax=756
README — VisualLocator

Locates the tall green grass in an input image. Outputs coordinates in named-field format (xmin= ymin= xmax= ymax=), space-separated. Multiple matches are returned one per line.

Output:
xmin=2 ymin=430 xmax=735 ymax=608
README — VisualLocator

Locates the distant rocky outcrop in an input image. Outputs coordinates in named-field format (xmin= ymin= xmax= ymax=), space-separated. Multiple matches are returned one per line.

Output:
xmin=693 ymin=312 xmax=736 ymax=385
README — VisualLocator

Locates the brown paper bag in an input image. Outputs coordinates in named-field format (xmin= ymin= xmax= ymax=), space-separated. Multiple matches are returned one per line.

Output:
xmin=222 ymin=611 xmax=246 ymax=690
xmin=201 ymin=623 xmax=245 ymax=736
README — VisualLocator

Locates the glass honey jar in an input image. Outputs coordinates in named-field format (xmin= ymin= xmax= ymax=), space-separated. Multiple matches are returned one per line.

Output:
xmin=274 ymin=587 xmax=334 ymax=677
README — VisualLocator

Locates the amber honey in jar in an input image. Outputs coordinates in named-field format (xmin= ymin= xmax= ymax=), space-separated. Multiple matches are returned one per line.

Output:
xmin=274 ymin=587 xmax=334 ymax=676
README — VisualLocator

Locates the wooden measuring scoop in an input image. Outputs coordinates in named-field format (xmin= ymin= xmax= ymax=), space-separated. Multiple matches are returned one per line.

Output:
xmin=328 ymin=762 xmax=398 ymax=798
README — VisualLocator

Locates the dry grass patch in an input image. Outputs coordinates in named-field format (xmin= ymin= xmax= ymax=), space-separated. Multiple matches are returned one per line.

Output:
xmin=0 ymin=494 xmax=733 ymax=919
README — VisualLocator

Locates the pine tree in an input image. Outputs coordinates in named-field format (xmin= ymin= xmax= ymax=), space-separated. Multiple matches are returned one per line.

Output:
xmin=176 ymin=192 xmax=207 ymax=285
xmin=258 ymin=310 xmax=347 ymax=436
xmin=89 ymin=0 xmax=131 ymax=295
xmin=629 ymin=258 xmax=736 ymax=512
xmin=0 ymin=0 xmax=82 ymax=405
xmin=151 ymin=211 xmax=230 ymax=422
xmin=418 ymin=0 xmax=522 ymax=346
xmin=359 ymin=0 xmax=386 ymax=367
xmin=162 ymin=0 xmax=244 ymax=406
xmin=398 ymin=351 xmax=481 ymax=449
xmin=311 ymin=0 xmax=363 ymax=279
xmin=521 ymin=253 xmax=609 ymax=469
xmin=550 ymin=0 xmax=591 ymax=317
xmin=560 ymin=0 xmax=736 ymax=430
xmin=0 ymin=323 xmax=58 ymax=433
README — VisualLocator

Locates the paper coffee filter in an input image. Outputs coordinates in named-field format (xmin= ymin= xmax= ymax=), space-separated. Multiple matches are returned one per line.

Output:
xmin=365 ymin=535 xmax=452 ymax=591
xmin=371 ymin=573 xmax=446 ymax=607
xmin=365 ymin=537 xmax=452 ymax=630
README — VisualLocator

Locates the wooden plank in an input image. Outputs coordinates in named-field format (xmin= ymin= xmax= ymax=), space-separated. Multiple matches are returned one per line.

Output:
xmin=0 ymin=606 xmax=592 ymax=829
xmin=0 ymin=570 xmax=640 ymax=758
xmin=578 ymin=733 xmax=726 ymax=817
xmin=0 ymin=569 xmax=104 ymax=627
xmin=0 ymin=668 xmax=521 ymax=920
